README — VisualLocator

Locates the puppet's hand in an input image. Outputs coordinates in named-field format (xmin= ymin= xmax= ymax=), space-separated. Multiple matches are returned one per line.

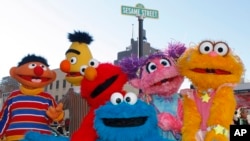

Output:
xmin=46 ymin=103 xmax=64 ymax=121
xmin=158 ymin=112 xmax=182 ymax=133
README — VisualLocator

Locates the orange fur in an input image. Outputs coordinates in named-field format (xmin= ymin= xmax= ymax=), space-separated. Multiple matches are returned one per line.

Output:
xmin=177 ymin=40 xmax=244 ymax=141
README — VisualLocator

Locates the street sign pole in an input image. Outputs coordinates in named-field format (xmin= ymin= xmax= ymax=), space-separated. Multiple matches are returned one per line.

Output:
xmin=138 ymin=16 xmax=144 ymax=58
xmin=121 ymin=3 xmax=159 ymax=58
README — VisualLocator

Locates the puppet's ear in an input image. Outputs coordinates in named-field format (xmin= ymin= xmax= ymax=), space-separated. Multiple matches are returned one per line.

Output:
xmin=129 ymin=79 xmax=141 ymax=89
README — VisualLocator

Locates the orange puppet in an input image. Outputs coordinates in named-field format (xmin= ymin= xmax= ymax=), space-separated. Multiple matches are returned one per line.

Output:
xmin=0 ymin=54 xmax=64 ymax=141
xmin=177 ymin=40 xmax=244 ymax=141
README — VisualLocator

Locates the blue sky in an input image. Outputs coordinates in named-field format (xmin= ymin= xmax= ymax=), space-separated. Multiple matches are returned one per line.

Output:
xmin=0 ymin=0 xmax=249 ymax=90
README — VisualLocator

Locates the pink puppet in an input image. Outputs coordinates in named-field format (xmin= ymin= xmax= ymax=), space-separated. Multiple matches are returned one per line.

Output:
xmin=119 ymin=42 xmax=186 ymax=141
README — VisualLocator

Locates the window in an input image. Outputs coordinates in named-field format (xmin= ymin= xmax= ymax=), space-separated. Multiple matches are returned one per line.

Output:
xmin=49 ymin=83 xmax=53 ymax=90
xmin=56 ymin=80 xmax=59 ymax=89
xmin=55 ymin=95 xmax=58 ymax=102
xmin=63 ymin=79 xmax=67 ymax=88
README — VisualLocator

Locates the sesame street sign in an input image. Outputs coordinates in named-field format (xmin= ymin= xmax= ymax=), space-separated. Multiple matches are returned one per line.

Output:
xmin=121 ymin=3 xmax=159 ymax=19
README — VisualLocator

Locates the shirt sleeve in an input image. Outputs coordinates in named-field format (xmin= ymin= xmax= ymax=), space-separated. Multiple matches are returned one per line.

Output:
xmin=0 ymin=96 xmax=12 ymax=137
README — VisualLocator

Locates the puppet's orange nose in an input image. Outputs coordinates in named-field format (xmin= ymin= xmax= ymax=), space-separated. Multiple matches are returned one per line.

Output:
xmin=85 ymin=67 xmax=97 ymax=81
xmin=34 ymin=66 xmax=44 ymax=76
xmin=60 ymin=60 xmax=71 ymax=73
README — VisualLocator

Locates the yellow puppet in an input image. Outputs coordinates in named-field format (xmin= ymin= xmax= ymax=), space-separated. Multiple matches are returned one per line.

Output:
xmin=177 ymin=40 xmax=244 ymax=141
xmin=59 ymin=31 xmax=95 ymax=137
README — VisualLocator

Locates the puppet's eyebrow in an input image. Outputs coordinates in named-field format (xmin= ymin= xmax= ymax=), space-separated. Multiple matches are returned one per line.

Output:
xmin=65 ymin=49 xmax=80 ymax=55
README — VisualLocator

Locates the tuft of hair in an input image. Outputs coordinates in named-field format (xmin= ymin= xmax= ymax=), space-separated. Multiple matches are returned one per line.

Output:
xmin=118 ymin=54 xmax=145 ymax=80
xmin=165 ymin=41 xmax=186 ymax=60
xmin=18 ymin=54 xmax=49 ymax=67
xmin=68 ymin=30 xmax=93 ymax=44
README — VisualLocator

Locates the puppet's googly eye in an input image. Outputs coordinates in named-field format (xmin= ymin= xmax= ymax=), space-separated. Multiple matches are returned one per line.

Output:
xmin=124 ymin=92 xmax=137 ymax=105
xmin=146 ymin=62 xmax=157 ymax=73
xmin=214 ymin=42 xmax=229 ymax=56
xmin=70 ymin=57 xmax=77 ymax=64
xmin=110 ymin=92 xmax=123 ymax=105
xmin=40 ymin=64 xmax=47 ymax=71
xmin=28 ymin=63 xmax=37 ymax=69
xmin=199 ymin=41 xmax=213 ymax=54
xmin=160 ymin=58 xmax=171 ymax=67
xmin=79 ymin=65 xmax=87 ymax=75
xmin=89 ymin=59 xmax=99 ymax=68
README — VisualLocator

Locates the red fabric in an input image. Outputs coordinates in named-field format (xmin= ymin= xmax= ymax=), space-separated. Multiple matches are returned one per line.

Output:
xmin=235 ymin=93 xmax=250 ymax=109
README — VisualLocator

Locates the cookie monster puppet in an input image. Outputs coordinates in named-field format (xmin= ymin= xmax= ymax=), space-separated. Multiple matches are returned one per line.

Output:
xmin=118 ymin=42 xmax=186 ymax=141
xmin=94 ymin=92 xmax=169 ymax=141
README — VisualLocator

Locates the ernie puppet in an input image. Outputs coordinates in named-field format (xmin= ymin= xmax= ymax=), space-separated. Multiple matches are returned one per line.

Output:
xmin=0 ymin=54 xmax=64 ymax=141
xmin=177 ymin=40 xmax=244 ymax=141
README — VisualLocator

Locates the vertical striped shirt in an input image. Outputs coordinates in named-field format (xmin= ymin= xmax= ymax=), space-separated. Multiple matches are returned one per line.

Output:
xmin=59 ymin=87 xmax=89 ymax=137
xmin=0 ymin=90 xmax=58 ymax=140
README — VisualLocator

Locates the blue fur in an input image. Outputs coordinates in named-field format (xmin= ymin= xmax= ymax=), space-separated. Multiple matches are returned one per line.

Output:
xmin=94 ymin=99 xmax=172 ymax=141
xmin=21 ymin=131 xmax=69 ymax=141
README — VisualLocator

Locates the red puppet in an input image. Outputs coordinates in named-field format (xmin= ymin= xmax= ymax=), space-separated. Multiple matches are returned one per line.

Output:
xmin=71 ymin=60 xmax=128 ymax=141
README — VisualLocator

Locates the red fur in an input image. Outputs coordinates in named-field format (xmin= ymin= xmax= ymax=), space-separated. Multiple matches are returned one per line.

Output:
xmin=71 ymin=63 xmax=128 ymax=141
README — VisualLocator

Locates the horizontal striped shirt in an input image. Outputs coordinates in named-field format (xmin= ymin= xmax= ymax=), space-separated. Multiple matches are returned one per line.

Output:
xmin=0 ymin=90 xmax=58 ymax=139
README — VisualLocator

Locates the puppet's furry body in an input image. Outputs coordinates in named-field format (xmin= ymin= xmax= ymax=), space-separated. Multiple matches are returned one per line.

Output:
xmin=71 ymin=62 xmax=128 ymax=141
xmin=94 ymin=92 xmax=167 ymax=141
xmin=21 ymin=131 xmax=69 ymax=141
xmin=177 ymin=40 xmax=244 ymax=141
xmin=119 ymin=42 xmax=186 ymax=141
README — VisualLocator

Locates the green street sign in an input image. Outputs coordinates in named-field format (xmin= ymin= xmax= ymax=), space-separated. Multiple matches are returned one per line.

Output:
xmin=121 ymin=3 xmax=159 ymax=19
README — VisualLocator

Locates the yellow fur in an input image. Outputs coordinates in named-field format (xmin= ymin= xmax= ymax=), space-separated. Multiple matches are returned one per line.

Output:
xmin=177 ymin=40 xmax=244 ymax=141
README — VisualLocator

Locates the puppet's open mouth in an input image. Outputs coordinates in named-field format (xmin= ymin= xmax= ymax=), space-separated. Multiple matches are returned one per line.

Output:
xmin=102 ymin=116 xmax=148 ymax=127
xmin=66 ymin=72 xmax=82 ymax=77
xmin=91 ymin=75 xmax=118 ymax=98
xmin=191 ymin=68 xmax=231 ymax=75
xmin=20 ymin=75 xmax=50 ymax=82
xmin=151 ymin=77 xmax=175 ymax=86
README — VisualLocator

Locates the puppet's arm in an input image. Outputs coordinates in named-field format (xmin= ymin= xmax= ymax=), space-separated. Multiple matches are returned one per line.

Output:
xmin=205 ymin=87 xmax=235 ymax=141
xmin=182 ymin=95 xmax=201 ymax=141
xmin=158 ymin=96 xmax=183 ymax=133
xmin=0 ymin=100 xmax=11 ymax=138
xmin=71 ymin=109 xmax=97 ymax=141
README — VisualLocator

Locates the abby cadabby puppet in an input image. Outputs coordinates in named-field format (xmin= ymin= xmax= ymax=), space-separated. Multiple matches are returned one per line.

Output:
xmin=119 ymin=42 xmax=186 ymax=141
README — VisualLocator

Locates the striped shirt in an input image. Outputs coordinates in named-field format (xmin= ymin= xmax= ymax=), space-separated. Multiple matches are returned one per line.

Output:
xmin=59 ymin=87 xmax=89 ymax=137
xmin=0 ymin=90 xmax=58 ymax=140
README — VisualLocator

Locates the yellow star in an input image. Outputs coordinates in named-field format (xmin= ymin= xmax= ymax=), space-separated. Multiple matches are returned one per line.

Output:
xmin=214 ymin=125 xmax=224 ymax=134
xmin=201 ymin=94 xmax=210 ymax=103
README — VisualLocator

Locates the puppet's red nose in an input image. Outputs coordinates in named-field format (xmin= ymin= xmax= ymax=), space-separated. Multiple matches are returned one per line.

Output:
xmin=34 ymin=66 xmax=44 ymax=76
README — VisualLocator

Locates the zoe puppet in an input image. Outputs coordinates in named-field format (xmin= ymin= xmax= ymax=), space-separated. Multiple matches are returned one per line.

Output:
xmin=71 ymin=61 xmax=128 ymax=141
xmin=119 ymin=42 xmax=186 ymax=141
xmin=0 ymin=54 xmax=64 ymax=141
xmin=94 ymin=92 xmax=168 ymax=141
xmin=177 ymin=40 xmax=244 ymax=141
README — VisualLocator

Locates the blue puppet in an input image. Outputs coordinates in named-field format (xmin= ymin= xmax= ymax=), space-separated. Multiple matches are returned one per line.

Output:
xmin=94 ymin=92 xmax=172 ymax=141
xmin=20 ymin=131 xmax=69 ymax=141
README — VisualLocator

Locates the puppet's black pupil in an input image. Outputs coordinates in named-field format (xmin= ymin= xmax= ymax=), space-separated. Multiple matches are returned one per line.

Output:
xmin=205 ymin=46 xmax=210 ymax=51
xmin=90 ymin=61 xmax=94 ymax=66
xmin=125 ymin=97 xmax=131 ymax=102
xmin=218 ymin=47 xmax=223 ymax=53
xmin=116 ymin=98 xmax=122 ymax=104
xmin=151 ymin=65 xmax=156 ymax=70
